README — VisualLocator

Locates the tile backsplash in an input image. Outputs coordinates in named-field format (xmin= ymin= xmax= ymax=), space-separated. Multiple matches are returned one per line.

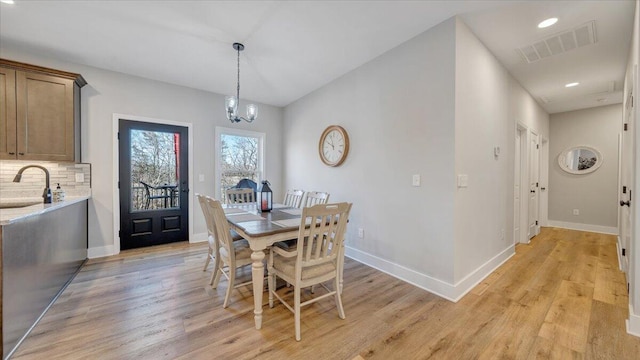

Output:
xmin=0 ymin=161 xmax=91 ymax=199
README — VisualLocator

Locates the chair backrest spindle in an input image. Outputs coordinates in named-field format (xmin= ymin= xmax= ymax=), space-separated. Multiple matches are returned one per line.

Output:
xmin=226 ymin=187 xmax=255 ymax=204
xmin=301 ymin=191 xmax=330 ymax=208
xmin=283 ymin=189 xmax=305 ymax=208
xmin=205 ymin=197 xmax=236 ymax=264
xmin=297 ymin=203 xmax=351 ymax=272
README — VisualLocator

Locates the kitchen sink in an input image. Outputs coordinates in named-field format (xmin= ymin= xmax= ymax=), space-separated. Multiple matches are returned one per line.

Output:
xmin=0 ymin=201 xmax=41 ymax=209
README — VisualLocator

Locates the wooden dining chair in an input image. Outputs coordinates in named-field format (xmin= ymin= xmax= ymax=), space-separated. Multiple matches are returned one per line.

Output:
xmin=226 ymin=187 xmax=255 ymax=204
xmin=268 ymin=202 xmax=352 ymax=341
xmin=300 ymin=191 xmax=330 ymax=207
xmin=283 ymin=189 xmax=305 ymax=208
xmin=203 ymin=196 xmax=257 ymax=308
xmin=196 ymin=194 xmax=244 ymax=281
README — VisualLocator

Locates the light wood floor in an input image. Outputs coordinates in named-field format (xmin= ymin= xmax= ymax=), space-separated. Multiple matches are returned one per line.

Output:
xmin=11 ymin=227 xmax=640 ymax=359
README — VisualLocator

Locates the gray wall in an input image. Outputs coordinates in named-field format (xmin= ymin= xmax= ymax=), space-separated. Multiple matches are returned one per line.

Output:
xmin=0 ymin=47 xmax=284 ymax=255
xmin=453 ymin=19 xmax=514 ymax=283
xmin=548 ymin=104 xmax=621 ymax=229
xmin=284 ymin=17 xmax=549 ymax=299
xmin=285 ymin=17 xmax=457 ymax=284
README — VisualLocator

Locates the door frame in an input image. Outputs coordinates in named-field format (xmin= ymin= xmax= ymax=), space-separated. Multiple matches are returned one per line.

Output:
xmin=112 ymin=113 xmax=194 ymax=254
xmin=515 ymin=123 xmax=529 ymax=244
xmin=621 ymin=66 xmax=636 ymax=276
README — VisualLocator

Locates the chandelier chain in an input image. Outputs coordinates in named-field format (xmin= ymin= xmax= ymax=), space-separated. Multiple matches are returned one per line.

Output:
xmin=236 ymin=46 xmax=241 ymax=102
xmin=226 ymin=42 xmax=255 ymax=123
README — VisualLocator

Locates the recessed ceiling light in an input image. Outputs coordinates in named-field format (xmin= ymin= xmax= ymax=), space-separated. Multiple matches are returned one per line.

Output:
xmin=0 ymin=0 xmax=15 ymax=4
xmin=565 ymin=82 xmax=579 ymax=88
xmin=538 ymin=18 xmax=558 ymax=28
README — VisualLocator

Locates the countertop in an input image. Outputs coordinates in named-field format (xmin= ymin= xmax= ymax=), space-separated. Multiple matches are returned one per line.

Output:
xmin=0 ymin=195 xmax=91 ymax=225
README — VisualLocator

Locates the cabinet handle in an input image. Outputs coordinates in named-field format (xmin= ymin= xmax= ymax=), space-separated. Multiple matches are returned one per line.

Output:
xmin=18 ymin=152 xmax=25 ymax=155
xmin=8 ymin=152 xmax=15 ymax=155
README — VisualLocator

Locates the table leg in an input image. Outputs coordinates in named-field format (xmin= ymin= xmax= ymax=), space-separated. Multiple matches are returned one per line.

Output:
xmin=251 ymin=250 xmax=265 ymax=329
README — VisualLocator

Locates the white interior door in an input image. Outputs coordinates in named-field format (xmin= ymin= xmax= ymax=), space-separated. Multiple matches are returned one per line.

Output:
xmin=514 ymin=128 xmax=522 ymax=244
xmin=620 ymin=87 xmax=634 ymax=274
xmin=529 ymin=131 xmax=540 ymax=239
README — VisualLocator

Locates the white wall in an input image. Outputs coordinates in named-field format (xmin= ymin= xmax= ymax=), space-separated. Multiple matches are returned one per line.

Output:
xmin=284 ymin=16 xmax=548 ymax=300
xmin=0 ymin=47 xmax=284 ymax=256
xmin=453 ymin=19 xmax=514 ymax=284
xmin=509 ymin=78 xmax=550 ymax=137
xmin=548 ymin=105 xmax=621 ymax=232
xmin=508 ymin=77 xmax=550 ymax=242
xmin=285 ymin=18 xmax=458 ymax=288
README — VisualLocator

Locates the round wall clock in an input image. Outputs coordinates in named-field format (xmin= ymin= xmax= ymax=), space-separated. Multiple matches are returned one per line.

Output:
xmin=319 ymin=125 xmax=350 ymax=167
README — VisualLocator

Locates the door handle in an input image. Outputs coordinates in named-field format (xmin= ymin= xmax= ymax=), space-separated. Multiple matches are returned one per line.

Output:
xmin=530 ymin=190 xmax=536 ymax=193
xmin=181 ymin=188 xmax=189 ymax=193
xmin=620 ymin=200 xmax=631 ymax=207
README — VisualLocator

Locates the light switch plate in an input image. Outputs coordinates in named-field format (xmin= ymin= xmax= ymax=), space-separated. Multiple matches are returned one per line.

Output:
xmin=412 ymin=174 xmax=421 ymax=187
xmin=457 ymin=174 xmax=468 ymax=188
xmin=199 ymin=174 xmax=205 ymax=182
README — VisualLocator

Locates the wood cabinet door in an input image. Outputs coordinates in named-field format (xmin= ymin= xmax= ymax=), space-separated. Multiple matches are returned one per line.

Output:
xmin=0 ymin=67 xmax=17 ymax=159
xmin=15 ymin=71 xmax=75 ymax=161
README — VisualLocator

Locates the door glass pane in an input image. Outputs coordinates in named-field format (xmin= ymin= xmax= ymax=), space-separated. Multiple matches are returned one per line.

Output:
xmin=220 ymin=134 xmax=260 ymax=197
xmin=130 ymin=129 xmax=180 ymax=211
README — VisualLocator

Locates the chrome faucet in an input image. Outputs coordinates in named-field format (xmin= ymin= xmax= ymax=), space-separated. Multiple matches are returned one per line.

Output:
xmin=13 ymin=165 xmax=52 ymax=204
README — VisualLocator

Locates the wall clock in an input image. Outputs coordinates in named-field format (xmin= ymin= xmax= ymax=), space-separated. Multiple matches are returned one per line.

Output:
xmin=319 ymin=125 xmax=349 ymax=167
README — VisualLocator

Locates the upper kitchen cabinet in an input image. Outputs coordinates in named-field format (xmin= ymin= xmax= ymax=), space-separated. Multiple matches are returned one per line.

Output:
xmin=0 ymin=59 xmax=87 ymax=162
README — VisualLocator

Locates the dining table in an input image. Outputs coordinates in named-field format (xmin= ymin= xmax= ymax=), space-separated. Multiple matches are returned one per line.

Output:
xmin=223 ymin=203 xmax=305 ymax=330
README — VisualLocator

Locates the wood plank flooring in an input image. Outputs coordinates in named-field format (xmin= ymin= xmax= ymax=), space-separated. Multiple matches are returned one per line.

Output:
xmin=11 ymin=227 xmax=640 ymax=359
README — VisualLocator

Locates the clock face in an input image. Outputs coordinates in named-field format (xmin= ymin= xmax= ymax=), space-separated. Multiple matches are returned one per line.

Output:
xmin=319 ymin=125 xmax=349 ymax=166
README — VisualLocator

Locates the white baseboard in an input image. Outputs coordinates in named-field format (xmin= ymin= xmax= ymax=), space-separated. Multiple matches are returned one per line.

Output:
xmin=344 ymin=244 xmax=515 ymax=302
xmin=191 ymin=232 xmax=208 ymax=243
xmin=547 ymin=220 xmax=618 ymax=235
xmin=87 ymin=244 xmax=116 ymax=259
xmin=88 ymin=233 xmax=206 ymax=259
xmin=627 ymin=305 xmax=640 ymax=337
xmin=452 ymin=244 xmax=515 ymax=300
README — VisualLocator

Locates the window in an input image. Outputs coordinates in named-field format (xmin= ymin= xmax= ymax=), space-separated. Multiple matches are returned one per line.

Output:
xmin=129 ymin=129 xmax=181 ymax=210
xmin=215 ymin=127 xmax=265 ymax=199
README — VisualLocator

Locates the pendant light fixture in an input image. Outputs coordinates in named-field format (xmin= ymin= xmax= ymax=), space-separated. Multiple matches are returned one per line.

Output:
xmin=225 ymin=43 xmax=258 ymax=123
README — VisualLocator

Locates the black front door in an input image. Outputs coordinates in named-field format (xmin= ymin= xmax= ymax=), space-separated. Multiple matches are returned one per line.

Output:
xmin=119 ymin=119 xmax=189 ymax=250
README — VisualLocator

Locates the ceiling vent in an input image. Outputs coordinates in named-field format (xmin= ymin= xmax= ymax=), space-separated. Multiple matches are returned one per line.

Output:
xmin=517 ymin=21 xmax=597 ymax=63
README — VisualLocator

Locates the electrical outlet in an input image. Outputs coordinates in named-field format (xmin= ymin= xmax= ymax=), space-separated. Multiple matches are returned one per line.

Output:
xmin=75 ymin=173 xmax=84 ymax=183
xmin=412 ymin=174 xmax=421 ymax=187
xmin=199 ymin=174 xmax=205 ymax=182
xmin=573 ymin=209 xmax=579 ymax=215
xmin=457 ymin=174 xmax=468 ymax=188
xmin=500 ymin=229 xmax=505 ymax=240
xmin=358 ymin=228 xmax=364 ymax=238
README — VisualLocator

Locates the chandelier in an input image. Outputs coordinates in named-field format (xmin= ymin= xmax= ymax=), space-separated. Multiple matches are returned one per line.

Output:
xmin=225 ymin=43 xmax=258 ymax=123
